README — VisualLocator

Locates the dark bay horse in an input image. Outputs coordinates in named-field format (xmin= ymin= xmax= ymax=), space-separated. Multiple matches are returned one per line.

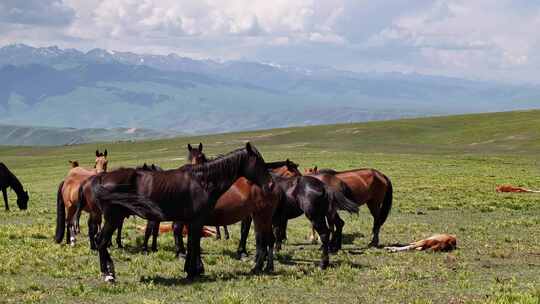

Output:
xmin=269 ymin=170 xmax=359 ymax=269
xmin=0 ymin=163 xmax=29 ymax=211
xmin=89 ymin=143 xmax=273 ymax=282
xmin=55 ymin=150 xmax=108 ymax=246
xmin=188 ymin=143 xmax=229 ymax=240
xmin=305 ymin=166 xmax=393 ymax=247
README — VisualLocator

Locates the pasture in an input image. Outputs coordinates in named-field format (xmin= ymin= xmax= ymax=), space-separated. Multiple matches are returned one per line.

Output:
xmin=1 ymin=110 xmax=540 ymax=303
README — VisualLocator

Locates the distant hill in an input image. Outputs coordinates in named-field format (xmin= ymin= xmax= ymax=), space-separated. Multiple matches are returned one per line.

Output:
xmin=0 ymin=44 xmax=539 ymax=134
xmin=0 ymin=124 xmax=178 ymax=146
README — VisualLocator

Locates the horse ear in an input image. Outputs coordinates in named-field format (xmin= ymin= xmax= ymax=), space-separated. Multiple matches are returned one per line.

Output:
xmin=104 ymin=149 xmax=108 ymax=157
xmin=96 ymin=150 xmax=100 ymax=157
xmin=143 ymin=163 xmax=148 ymax=169
xmin=314 ymin=166 xmax=317 ymax=172
xmin=151 ymin=164 xmax=156 ymax=170
xmin=286 ymin=158 xmax=290 ymax=166
xmin=187 ymin=144 xmax=192 ymax=151
xmin=199 ymin=142 xmax=203 ymax=151
xmin=246 ymin=142 xmax=253 ymax=154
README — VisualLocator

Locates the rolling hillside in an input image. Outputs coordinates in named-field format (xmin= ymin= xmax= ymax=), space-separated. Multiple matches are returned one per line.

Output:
xmin=1 ymin=110 xmax=538 ymax=155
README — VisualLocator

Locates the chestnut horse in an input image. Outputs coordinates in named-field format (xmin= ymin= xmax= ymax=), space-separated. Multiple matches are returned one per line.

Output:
xmin=385 ymin=234 xmax=457 ymax=252
xmin=55 ymin=150 xmax=108 ymax=246
xmin=0 ymin=162 xmax=29 ymax=211
xmin=88 ymin=143 xmax=273 ymax=282
xmin=305 ymin=166 xmax=393 ymax=247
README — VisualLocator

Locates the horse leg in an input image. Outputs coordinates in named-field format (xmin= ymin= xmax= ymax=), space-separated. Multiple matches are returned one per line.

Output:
xmin=142 ymin=220 xmax=154 ymax=252
xmin=151 ymin=221 xmax=159 ymax=252
xmin=116 ymin=218 xmax=124 ymax=249
xmin=328 ymin=212 xmax=344 ymax=253
xmin=215 ymin=226 xmax=221 ymax=240
xmin=184 ymin=220 xmax=204 ymax=280
xmin=273 ymin=217 xmax=288 ymax=252
xmin=75 ymin=208 xmax=82 ymax=234
xmin=88 ymin=216 xmax=98 ymax=250
xmin=309 ymin=214 xmax=330 ymax=270
xmin=236 ymin=216 xmax=252 ymax=259
xmin=173 ymin=221 xmax=186 ymax=258
xmin=366 ymin=200 xmax=382 ymax=247
xmin=255 ymin=211 xmax=275 ymax=273
xmin=223 ymin=225 xmax=230 ymax=240
xmin=2 ymin=188 xmax=9 ymax=211
xmin=97 ymin=220 xmax=120 ymax=282
xmin=66 ymin=207 xmax=77 ymax=246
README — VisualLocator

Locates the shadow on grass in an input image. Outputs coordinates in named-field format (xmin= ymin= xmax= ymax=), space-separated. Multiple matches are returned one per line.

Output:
xmin=140 ymin=269 xmax=288 ymax=286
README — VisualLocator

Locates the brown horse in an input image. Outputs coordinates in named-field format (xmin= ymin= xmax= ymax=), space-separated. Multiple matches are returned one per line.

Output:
xmin=305 ymin=166 xmax=393 ymax=247
xmin=174 ymin=154 xmax=287 ymax=273
xmin=0 ymin=163 xmax=29 ymax=211
xmin=55 ymin=150 xmax=108 ymax=246
xmin=385 ymin=234 xmax=457 ymax=252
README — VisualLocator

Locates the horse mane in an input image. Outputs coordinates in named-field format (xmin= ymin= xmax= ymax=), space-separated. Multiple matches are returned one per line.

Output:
xmin=318 ymin=168 xmax=338 ymax=174
xmin=181 ymin=147 xmax=259 ymax=187
xmin=0 ymin=162 xmax=25 ymax=194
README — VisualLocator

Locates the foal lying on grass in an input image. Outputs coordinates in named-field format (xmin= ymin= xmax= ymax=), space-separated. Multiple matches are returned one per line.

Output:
xmin=385 ymin=234 xmax=457 ymax=252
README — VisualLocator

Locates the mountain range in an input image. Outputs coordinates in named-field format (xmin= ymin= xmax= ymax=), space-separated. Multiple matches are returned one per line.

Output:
xmin=1 ymin=44 xmax=539 ymax=140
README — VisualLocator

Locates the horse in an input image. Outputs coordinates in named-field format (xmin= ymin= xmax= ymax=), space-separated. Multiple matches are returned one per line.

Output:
xmin=188 ymin=143 xmax=230 ymax=240
xmin=89 ymin=143 xmax=273 ymax=282
xmin=0 ymin=162 xmax=29 ymax=211
xmin=385 ymin=234 xmax=457 ymax=252
xmin=305 ymin=166 xmax=393 ymax=247
xmin=269 ymin=168 xmax=359 ymax=269
xmin=55 ymin=150 xmax=108 ymax=246
xmin=172 ymin=152 xmax=288 ymax=273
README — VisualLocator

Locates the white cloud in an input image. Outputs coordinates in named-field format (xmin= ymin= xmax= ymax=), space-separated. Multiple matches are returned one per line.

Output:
xmin=1 ymin=0 xmax=540 ymax=83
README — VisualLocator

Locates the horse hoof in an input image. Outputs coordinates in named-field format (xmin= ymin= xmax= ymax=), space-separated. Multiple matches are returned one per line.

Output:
xmin=250 ymin=267 xmax=263 ymax=275
xmin=368 ymin=242 xmax=379 ymax=248
xmin=320 ymin=261 xmax=329 ymax=270
xmin=263 ymin=266 xmax=274 ymax=274
xmin=103 ymin=274 xmax=116 ymax=283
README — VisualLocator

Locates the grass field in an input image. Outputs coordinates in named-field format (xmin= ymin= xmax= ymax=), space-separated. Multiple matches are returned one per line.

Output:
xmin=1 ymin=110 xmax=540 ymax=303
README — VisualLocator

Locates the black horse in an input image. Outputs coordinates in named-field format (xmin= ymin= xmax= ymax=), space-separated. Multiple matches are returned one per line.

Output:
xmin=188 ymin=143 xmax=230 ymax=240
xmin=90 ymin=143 xmax=273 ymax=282
xmin=268 ymin=172 xmax=358 ymax=269
xmin=0 ymin=163 xmax=29 ymax=211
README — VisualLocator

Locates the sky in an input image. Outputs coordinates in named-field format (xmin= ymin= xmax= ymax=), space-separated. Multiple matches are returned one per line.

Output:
xmin=1 ymin=0 xmax=540 ymax=84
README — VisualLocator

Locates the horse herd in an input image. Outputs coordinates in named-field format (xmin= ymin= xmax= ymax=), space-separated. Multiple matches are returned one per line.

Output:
xmin=2 ymin=142 xmax=395 ymax=283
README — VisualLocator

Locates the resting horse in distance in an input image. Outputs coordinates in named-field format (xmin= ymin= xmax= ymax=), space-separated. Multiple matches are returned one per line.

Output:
xmin=55 ymin=150 xmax=108 ymax=246
xmin=305 ymin=166 xmax=393 ymax=247
xmin=385 ymin=234 xmax=457 ymax=252
xmin=0 ymin=162 xmax=29 ymax=211
xmin=89 ymin=143 xmax=273 ymax=282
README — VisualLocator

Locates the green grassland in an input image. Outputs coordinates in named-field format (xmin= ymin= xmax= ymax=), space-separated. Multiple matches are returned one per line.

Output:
xmin=1 ymin=110 xmax=539 ymax=303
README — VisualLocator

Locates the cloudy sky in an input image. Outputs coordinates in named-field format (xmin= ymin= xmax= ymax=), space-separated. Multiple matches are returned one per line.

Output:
xmin=1 ymin=0 xmax=540 ymax=83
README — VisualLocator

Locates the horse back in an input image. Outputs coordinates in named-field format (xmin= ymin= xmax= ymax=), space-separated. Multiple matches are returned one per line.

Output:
xmin=334 ymin=168 xmax=388 ymax=202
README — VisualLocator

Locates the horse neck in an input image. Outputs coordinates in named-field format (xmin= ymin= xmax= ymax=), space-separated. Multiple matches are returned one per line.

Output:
xmin=7 ymin=171 xmax=25 ymax=196
xmin=187 ymin=154 xmax=247 ymax=200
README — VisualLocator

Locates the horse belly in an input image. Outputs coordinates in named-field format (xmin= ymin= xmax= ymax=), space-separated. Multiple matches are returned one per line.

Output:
xmin=206 ymin=188 xmax=252 ymax=226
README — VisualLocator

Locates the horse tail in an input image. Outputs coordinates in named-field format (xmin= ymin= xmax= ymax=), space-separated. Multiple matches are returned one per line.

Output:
xmin=94 ymin=185 xmax=164 ymax=221
xmin=378 ymin=174 xmax=393 ymax=227
xmin=55 ymin=181 xmax=66 ymax=243
xmin=327 ymin=186 xmax=359 ymax=214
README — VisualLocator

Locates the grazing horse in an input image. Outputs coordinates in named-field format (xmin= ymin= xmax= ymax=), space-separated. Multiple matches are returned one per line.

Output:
xmin=385 ymin=234 xmax=457 ymax=252
xmin=188 ymin=143 xmax=229 ymax=240
xmin=89 ymin=143 xmax=273 ymax=282
xmin=305 ymin=166 xmax=393 ymax=247
xmin=270 ymin=170 xmax=359 ymax=269
xmin=55 ymin=150 xmax=108 ymax=246
xmin=0 ymin=163 xmax=29 ymax=211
